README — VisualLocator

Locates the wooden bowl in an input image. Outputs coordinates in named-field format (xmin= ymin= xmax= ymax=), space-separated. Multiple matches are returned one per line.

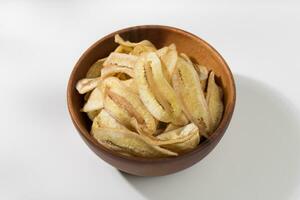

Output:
xmin=67 ymin=25 xmax=236 ymax=176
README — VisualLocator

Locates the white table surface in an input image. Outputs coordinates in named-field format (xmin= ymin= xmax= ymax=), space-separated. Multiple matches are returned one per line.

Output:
xmin=1 ymin=1 xmax=300 ymax=199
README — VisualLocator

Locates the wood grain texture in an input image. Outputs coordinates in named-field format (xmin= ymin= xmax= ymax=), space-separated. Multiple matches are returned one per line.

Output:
xmin=67 ymin=25 xmax=236 ymax=176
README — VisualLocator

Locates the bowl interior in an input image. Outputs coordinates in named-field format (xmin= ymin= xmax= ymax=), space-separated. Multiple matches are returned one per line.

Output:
xmin=67 ymin=25 xmax=235 ymax=162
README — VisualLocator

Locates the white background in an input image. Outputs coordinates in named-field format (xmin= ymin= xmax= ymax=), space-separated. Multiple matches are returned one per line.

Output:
xmin=1 ymin=0 xmax=300 ymax=199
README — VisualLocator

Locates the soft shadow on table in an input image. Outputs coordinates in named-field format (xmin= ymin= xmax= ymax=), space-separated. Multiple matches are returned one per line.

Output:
xmin=120 ymin=75 xmax=300 ymax=200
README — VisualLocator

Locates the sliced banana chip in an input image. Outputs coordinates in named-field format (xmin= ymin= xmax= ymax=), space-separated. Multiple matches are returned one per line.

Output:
xmin=100 ymin=66 xmax=134 ymax=79
xmin=103 ymin=77 xmax=157 ymax=135
xmin=179 ymin=54 xmax=209 ymax=91
xmin=76 ymin=77 xmax=101 ymax=94
xmin=196 ymin=65 xmax=209 ymax=82
xmin=135 ymin=55 xmax=172 ymax=123
xmin=164 ymin=123 xmax=180 ymax=132
xmin=114 ymin=45 xmax=133 ymax=54
xmin=122 ymin=79 xmax=138 ymax=94
xmin=156 ymin=46 xmax=168 ymax=57
xmin=87 ymin=110 xmax=100 ymax=121
xmin=103 ymin=52 xmax=138 ymax=68
xmin=157 ymin=123 xmax=200 ymax=153
xmin=115 ymin=34 xmax=155 ymax=48
xmin=86 ymin=58 xmax=106 ymax=78
xmin=147 ymin=52 xmax=187 ymax=126
xmin=194 ymin=64 xmax=208 ymax=91
xmin=130 ymin=44 xmax=156 ymax=56
xmin=104 ymin=96 xmax=135 ymax=130
xmin=92 ymin=110 xmax=127 ymax=130
xmin=82 ymin=87 xmax=104 ymax=112
xmin=84 ymin=91 xmax=91 ymax=101
xmin=91 ymin=127 xmax=177 ymax=157
xmin=158 ymin=44 xmax=178 ymax=76
xmin=172 ymin=57 xmax=212 ymax=136
xmin=180 ymin=53 xmax=193 ymax=64
xmin=206 ymin=71 xmax=224 ymax=132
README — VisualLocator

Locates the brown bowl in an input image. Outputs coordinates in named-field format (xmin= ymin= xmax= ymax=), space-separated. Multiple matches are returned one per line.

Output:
xmin=67 ymin=25 xmax=236 ymax=176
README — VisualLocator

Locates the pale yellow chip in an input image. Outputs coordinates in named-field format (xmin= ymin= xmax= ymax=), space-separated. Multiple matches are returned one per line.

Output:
xmin=206 ymin=71 xmax=224 ymax=132
xmin=82 ymin=87 xmax=104 ymax=112
xmin=172 ymin=57 xmax=212 ymax=136
xmin=114 ymin=45 xmax=133 ymax=54
xmin=103 ymin=52 xmax=138 ymax=68
xmin=86 ymin=58 xmax=106 ymax=78
xmin=92 ymin=110 xmax=127 ymax=130
xmin=115 ymin=34 xmax=156 ymax=48
xmin=157 ymin=123 xmax=200 ymax=153
xmin=87 ymin=110 xmax=100 ymax=121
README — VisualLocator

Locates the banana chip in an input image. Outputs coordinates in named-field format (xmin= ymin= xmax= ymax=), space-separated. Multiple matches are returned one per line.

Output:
xmin=156 ymin=46 xmax=168 ymax=57
xmin=82 ymin=87 xmax=104 ymax=112
xmin=86 ymin=58 xmax=106 ymax=78
xmin=91 ymin=127 xmax=177 ymax=157
xmin=194 ymin=64 xmax=208 ymax=91
xmin=158 ymin=44 xmax=178 ymax=76
xmin=206 ymin=71 xmax=224 ymax=132
xmin=100 ymin=66 xmax=134 ymax=79
xmin=164 ymin=123 xmax=180 ymax=132
xmin=146 ymin=52 xmax=187 ymax=125
xmin=103 ymin=77 xmax=157 ymax=135
xmin=103 ymin=52 xmax=138 ymax=68
xmin=180 ymin=54 xmax=208 ymax=90
xmin=173 ymin=57 xmax=212 ymax=136
xmin=76 ymin=77 xmax=101 ymax=94
xmin=180 ymin=53 xmax=193 ymax=64
xmin=130 ymin=44 xmax=156 ymax=56
xmin=92 ymin=110 xmax=127 ymax=130
xmin=87 ymin=110 xmax=100 ymax=121
xmin=135 ymin=55 xmax=172 ymax=123
xmin=104 ymin=96 xmax=134 ymax=130
xmin=122 ymin=79 xmax=138 ymax=94
xmin=76 ymin=34 xmax=224 ymax=158
xmin=157 ymin=123 xmax=200 ymax=153
xmin=115 ymin=34 xmax=155 ymax=49
xmin=114 ymin=45 xmax=133 ymax=54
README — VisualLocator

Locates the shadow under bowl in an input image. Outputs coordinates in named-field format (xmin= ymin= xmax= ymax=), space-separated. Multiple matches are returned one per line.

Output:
xmin=67 ymin=25 xmax=236 ymax=176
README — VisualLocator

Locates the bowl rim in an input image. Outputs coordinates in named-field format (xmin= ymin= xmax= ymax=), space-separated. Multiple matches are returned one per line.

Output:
xmin=67 ymin=25 xmax=236 ymax=163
